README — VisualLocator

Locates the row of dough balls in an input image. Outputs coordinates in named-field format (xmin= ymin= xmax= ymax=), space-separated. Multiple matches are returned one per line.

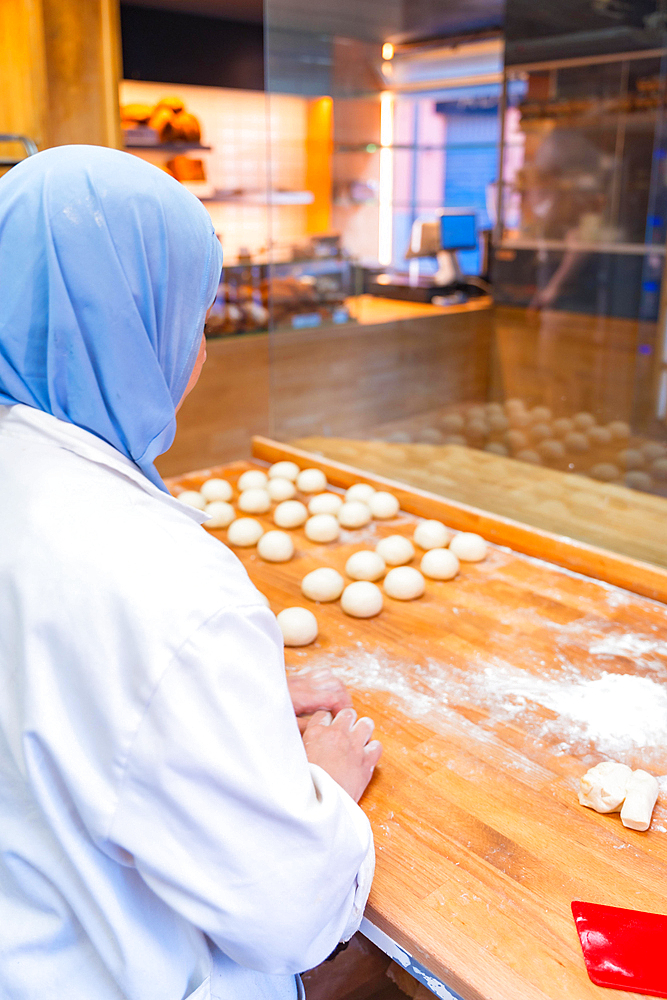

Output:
xmin=277 ymin=524 xmax=489 ymax=646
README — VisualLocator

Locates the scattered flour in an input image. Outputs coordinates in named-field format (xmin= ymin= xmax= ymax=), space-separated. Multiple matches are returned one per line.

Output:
xmin=588 ymin=634 xmax=667 ymax=659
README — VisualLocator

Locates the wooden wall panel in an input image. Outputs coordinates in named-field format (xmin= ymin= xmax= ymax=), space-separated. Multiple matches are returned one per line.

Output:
xmin=0 ymin=0 xmax=48 ymax=152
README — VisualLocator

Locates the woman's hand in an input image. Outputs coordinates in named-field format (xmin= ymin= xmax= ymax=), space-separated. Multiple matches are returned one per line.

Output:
xmin=287 ymin=668 xmax=353 ymax=733
xmin=302 ymin=708 xmax=382 ymax=802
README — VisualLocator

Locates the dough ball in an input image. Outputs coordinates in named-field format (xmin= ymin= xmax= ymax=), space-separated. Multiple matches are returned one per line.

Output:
xmin=368 ymin=491 xmax=400 ymax=520
xmin=277 ymin=607 xmax=318 ymax=646
xmin=420 ymin=548 xmax=459 ymax=580
xmin=338 ymin=501 xmax=372 ymax=529
xmin=204 ymin=501 xmax=236 ymax=528
xmin=308 ymin=492 xmax=343 ymax=516
xmin=383 ymin=566 xmax=425 ymax=600
xmin=269 ymin=461 xmax=300 ymax=481
xmin=530 ymin=406 xmax=552 ymax=423
xmin=227 ymin=517 xmax=264 ymax=547
xmin=552 ymin=417 xmax=574 ymax=438
xmin=505 ymin=429 xmax=528 ymax=452
xmin=200 ymin=478 xmax=233 ymax=502
xmin=443 ymin=434 xmax=466 ymax=446
xmin=620 ymin=769 xmax=660 ymax=831
xmin=440 ymin=413 xmax=464 ymax=433
xmin=537 ymin=439 xmax=565 ymax=461
xmin=385 ymin=430 xmax=411 ymax=443
xmin=466 ymin=405 xmax=485 ymax=421
xmin=504 ymin=397 xmax=526 ymax=414
xmin=238 ymin=469 xmax=268 ymax=491
xmin=296 ymin=468 xmax=328 ymax=494
xmin=587 ymin=426 xmax=612 ymax=446
xmin=579 ymin=760 xmax=632 ymax=813
xmin=515 ymin=448 xmax=542 ymax=465
xmin=257 ymin=530 xmax=294 ymax=563
xmin=340 ymin=581 xmax=383 ymax=618
xmin=590 ymin=463 xmax=619 ymax=482
xmin=267 ymin=477 xmax=297 ymax=501
xmin=345 ymin=550 xmax=386 ymax=581
xmin=274 ymin=500 xmax=309 ymax=528
xmin=608 ymin=420 xmax=630 ymax=440
xmin=238 ymin=488 xmax=271 ymax=514
xmin=178 ymin=490 xmax=207 ymax=510
xmin=413 ymin=520 xmax=451 ymax=550
xmin=375 ymin=534 xmax=414 ymax=566
xmin=305 ymin=514 xmax=340 ymax=543
xmin=466 ymin=418 xmax=489 ymax=441
xmin=255 ymin=591 xmax=271 ymax=607
xmin=485 ymin=402 xmax=504 ymax=416
xmin=529 ymin=422 xmax=551 ymax=443
xmin=618 ymin=448 xmax=644 ymax=470
xmin=564 ymin=431 xmax=590 ymax=453
xmin=508 ymin=410 xmax=531 ymax=429
xmin=573 ymin=412 xmax=596 ymax=431
xmin=346 ymin=483 xmax=376 ymax=503
xmin=641 ymin=441 xmax=667 ymax=462
xmin=485 ymin=442 xmax=509 ymax=456
xmin=488 ymin=413 xmax=509 ymax=433
xmin=624 ymin=470 xmax=652 ymax=491
xmin=651 ymin=457 xmax=667 ymax=480
xmin=417 ymin=427 xmax=443 ymax=444
xmin=449 ymin=532 xmax=487 ymax=562
xmin=301 ymin=567 xmax=345 ymax=602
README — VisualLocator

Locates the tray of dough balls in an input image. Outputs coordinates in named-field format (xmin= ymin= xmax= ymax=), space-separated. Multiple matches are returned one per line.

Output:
xmin=169 ymin=458 xmax=489 ymax=649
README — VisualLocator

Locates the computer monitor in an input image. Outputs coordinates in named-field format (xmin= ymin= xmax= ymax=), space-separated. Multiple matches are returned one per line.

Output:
xmin=439 ymin=212 xmax=477 ymax=251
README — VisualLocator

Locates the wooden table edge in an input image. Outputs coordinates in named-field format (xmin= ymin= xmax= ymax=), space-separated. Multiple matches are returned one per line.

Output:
xmin=249 ymin=435 xmax=667 ymax=606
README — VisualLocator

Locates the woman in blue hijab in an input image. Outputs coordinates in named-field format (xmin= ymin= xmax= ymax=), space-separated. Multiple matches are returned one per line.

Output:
xmin=0 ymin=143 xmax=222 ymax=488
xmin=0 ymin=146 xmax=379 ymax=1000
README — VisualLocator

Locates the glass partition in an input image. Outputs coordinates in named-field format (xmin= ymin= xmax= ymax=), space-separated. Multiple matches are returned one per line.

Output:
xmin=259 ymin=4 xmax=667 ymax=570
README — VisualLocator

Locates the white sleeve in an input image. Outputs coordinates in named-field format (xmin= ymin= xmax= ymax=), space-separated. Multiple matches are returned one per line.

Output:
xmin=107 ymin=604 xmax=374 ymax=975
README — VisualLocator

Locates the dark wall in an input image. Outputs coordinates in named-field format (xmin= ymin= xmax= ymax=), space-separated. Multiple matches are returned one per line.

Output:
xmin=120 ymin=4 xmax=264 ymax=90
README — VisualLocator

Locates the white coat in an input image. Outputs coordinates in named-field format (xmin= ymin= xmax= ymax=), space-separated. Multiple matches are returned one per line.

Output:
xmin=0 ymin=404 xmax=374 ymax=1000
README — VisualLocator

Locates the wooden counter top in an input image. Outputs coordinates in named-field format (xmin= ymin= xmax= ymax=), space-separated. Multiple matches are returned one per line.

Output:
xmin=346 ymin=294 xmax=493 ymax=326
xmin=167 ymin=441 xmax=667 ymax=1000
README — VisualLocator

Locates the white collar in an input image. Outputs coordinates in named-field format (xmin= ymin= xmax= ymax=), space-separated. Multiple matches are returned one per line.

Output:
xmin=0 ymin=404 xmax=207 ymax=524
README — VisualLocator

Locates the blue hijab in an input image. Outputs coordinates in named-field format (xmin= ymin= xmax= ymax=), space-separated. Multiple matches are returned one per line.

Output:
xmin=0 ymin=145 xmax=223 ymax=490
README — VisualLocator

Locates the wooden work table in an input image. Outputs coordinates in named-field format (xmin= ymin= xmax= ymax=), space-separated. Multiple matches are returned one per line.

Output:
xmin=167 ymin=439 xmax=667 ymax=1000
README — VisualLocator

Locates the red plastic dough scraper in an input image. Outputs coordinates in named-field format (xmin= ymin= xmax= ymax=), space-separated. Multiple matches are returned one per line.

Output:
xmin=572 ymin=900 xmax=667 ymax=997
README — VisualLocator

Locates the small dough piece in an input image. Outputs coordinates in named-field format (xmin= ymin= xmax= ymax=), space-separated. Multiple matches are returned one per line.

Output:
xmin=257 ymin=530 xmax=295 ymax=563
xmin=530 ymin=406 xmax=552 ymax=423
xmin=375 ymin=535 xmax=414 ymax=566
xmin=340 ymin=581 xmax=383 ymax=618
xmin=338 ymin=501 xmax=372 ymax=529
xmin=488 ymin=413 xmax=509 ymax=433
xmin=178 ymin=490 xmax=206 ymax=510
xmin=346 ymin=483 xmax=376 ymax=503
xmin=269 ymin=461 xmax=300 ymax=481
xmin=573 ymin=412 xmax=596 ymax=431
xmin=277 ymin=607 xmax=318 ymax=646
xmin=485 ymin=442 xmax=508 ymax=456
xmin=308 ymin=492 xmax=343 ymax=516
xmin=505 ymin=429 xmax=528 ymax=451
xmin=227 ymin=518 xmax=264 ymax=547
xmin=413 ymin=520 xmax=452 ymax=550
xmin=608 ymin=420 xmax=630 ymax=441
xmin=296 ymin=468 xmax=328 ymax=494
xmin=552 ymin=418 xmax=573 ymax=438
xmin=204 ymin=501 xmax=235 ymax=528
xmin=620 ymin=769 xmax=660 ymax=831
xmin=515 ymin=448 xmax=542 ymax=465
xmin=652 ymin=457 xmax=667 ymax=481
xmin=301 ymin=567 xmax=345 ymax=602
xmin=449 ymin=532 xmax=487 ymax=562
xmin=564 ymin=431 xmax=590 ymax=453
xmin=238 ymin=488 xmax=271 ymax=514
xmin=383 ymin=566 xmax=425 ymax=601
xmin=641 ymin=441 xmax=667 ymax=462
xmin=537 ymin=439 xmax=565 ymax=461
xmin=267 ymin=477 xmax=297 ymax=501
xmin=618 ymin=448 xmax=644 ymax=470
xmin=590 ymin=463 xmax=619 ymax=482
xmin=200 ymin=478 xmax=233 ymax=502
xmin=274 ymin=500 xmax=309 ymax=528
xmin=625 ymin=470 xmax=652 ymax=491
xmin=441 ymin=413 xmax=464 ymax=433
xmin=238 ymin=469 xmax=268 ymax=491
xmin=578 ymin=760 xmax=632 ymax=813
xmin=368 ymin=491 xmax=400 ymax=520
xmin=529 ymin=422 xmax=551 ymax=443
xmin=345 ymin=550 xmax=386 ymax=582
xmin=587 ymin=426 xmax=612 ymax=446
xmin=420 ymin=548 xmax=459 ymax=580
xmin=305 ymin=514 xmax=340 ymax=543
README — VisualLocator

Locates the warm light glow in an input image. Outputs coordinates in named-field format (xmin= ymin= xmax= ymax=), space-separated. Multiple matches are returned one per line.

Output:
xmin=382 ymin=42 xmax=394 ymax=60
xmin=378 ymin=91 xmax=394 ymax=267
